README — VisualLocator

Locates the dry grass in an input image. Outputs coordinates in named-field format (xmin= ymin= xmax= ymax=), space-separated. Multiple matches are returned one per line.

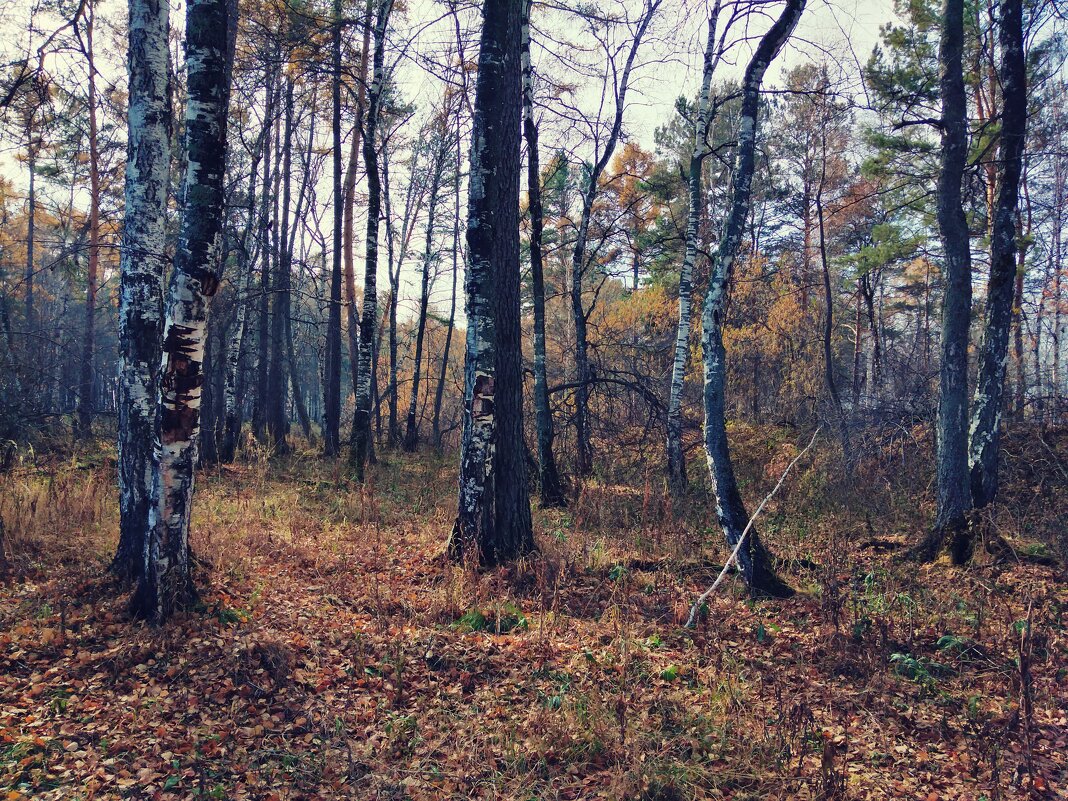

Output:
xmin=0 ymin=425 xmax=1065 ymax=800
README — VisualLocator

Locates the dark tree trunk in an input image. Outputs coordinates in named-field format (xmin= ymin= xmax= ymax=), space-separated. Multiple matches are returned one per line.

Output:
xmin=76 ymin=2 xmax=101 ymax=438
xmin=113 ymin=0 xmax=172 ymax=583
xmin=324 ymin=0 xmax=344 ymax=456
xmin=266 ymin=77 xmax=294 ymax=453
xmin=921 ymin=0 xmax=974 ymax=562
xmin=344 ymin=0 xmax=373 ymax=445
xmin=699 ymin=0 xmax=804 ymax=599
xmin=968 ymin=0 xmax=1026 ymax=512
xmin=449 ymin=0 xmax=534 ymax=566
xmin=521 ymin=0 xmax=565 ymax=506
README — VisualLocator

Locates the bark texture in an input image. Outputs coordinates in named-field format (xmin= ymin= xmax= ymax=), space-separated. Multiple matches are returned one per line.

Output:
xmin=924 ymin=0 xmax=974 ymax=562
xmin=450 ymin=0 xmax=534 ymax=566
xmin=131 ymin=0 xmax=234 ymax=622
xmin=114 ymin=0 xmax=171 ymax=583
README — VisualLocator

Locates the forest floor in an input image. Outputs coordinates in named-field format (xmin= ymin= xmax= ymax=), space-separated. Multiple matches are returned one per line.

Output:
xmin=0 ymin=424 xmax=1066 ymax=801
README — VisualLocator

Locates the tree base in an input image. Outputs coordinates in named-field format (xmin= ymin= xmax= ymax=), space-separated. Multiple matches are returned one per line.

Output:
xmin=750 ymin=569 xmax=796 ymax=600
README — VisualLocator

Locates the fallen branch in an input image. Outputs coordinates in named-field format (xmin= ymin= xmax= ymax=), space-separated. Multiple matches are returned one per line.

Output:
xmin=685 ymin=426 xmax=821 ymax=628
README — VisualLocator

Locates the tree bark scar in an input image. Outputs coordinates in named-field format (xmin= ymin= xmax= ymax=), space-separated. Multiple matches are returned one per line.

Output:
xmin=161 ymin=323 xmax=203 ymax=444
xmin=473 ymin=374 xmax=495 ymax=418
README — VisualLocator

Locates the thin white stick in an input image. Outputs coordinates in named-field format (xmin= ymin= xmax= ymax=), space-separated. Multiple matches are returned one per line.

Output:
xmin=685 ymin=426 xmax=821 ymax=628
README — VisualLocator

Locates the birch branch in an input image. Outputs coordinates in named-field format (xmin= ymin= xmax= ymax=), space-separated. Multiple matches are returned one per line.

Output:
xmin=685 ymin=426 xmax=821 ymax=628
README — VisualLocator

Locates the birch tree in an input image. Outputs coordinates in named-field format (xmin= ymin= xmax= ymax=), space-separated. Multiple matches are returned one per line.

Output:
xmin=130 ymin=0 xmax=235 ymax=621
xmin=665 ymin=0 xmax=724 ymax=499
xmin=700 ymin=0 xmax=804 ymax=598
xmin=350 ymin=0 xmax=393 ymax=481
xmin=112 ymin=0 xmax=171 ymax=582
xmin=450 ymin=0 xmax=534 ymax=566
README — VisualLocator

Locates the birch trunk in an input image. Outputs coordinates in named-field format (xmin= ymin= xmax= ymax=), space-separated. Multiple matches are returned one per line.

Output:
xmin=130 ymin=0 xmax=234 ymax=621
xmin=350 ymin=0 xmax=393 ymax=480
xmin=450 ymin=0 xmax=534 ymax=566
xmin=344 ymin=0 xmax=373 ymax=431
xmin=700 ymin=0 xmax=804 ymax=599
xmin=113 ymin=0 xmax=171 ymax=582
xmin=666 ymin=1 xmax=721 ymax=499
xmin=967 ymin=0 xmax=1026 ymax=514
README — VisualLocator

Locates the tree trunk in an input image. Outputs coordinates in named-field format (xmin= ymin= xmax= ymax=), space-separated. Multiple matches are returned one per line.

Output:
xmin=967 ymin=0 xmax=1026 ymax=514
xmin=344 ymin=0 xmax=373 ymax=437
xmin=699 ymin=0 xmax=804 ymax=599
xmin=130 ymin=0 xmax=234 ymax=621
xmin=324 ymin=0 xmax=345 ymax=456
xmin=252 ymin=64 xmax=277 ymax=442
xmin=113 ymin=0 xmax=172 ymax=583
xmin=350 ymin=0 xmax=392 ymax=480
xmin=815 ymin=129 xmax=850 ymax=462
xmin=76 ymin=1 xmax=101 ymax=438
xmin=521 ymin=0 xmax=565 ymax=505
xmin=449 ymin=0 xmax=534 ymax=566
xmin=921 ymin=0 xmax=974 ymax=562
xmin=267 ymin=76 xmax=294 ymax=453
xmin=666 ymin=1 xmax=721 ymax=499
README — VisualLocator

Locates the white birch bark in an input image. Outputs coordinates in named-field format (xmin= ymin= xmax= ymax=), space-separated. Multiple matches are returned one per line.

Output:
xmin=114 ymin=0 xmax=171 ymax=581
xmin=131 ymin=0 xmax=234 ymax=621
xmin=665 ymin=1 xmax=722 ymax=498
